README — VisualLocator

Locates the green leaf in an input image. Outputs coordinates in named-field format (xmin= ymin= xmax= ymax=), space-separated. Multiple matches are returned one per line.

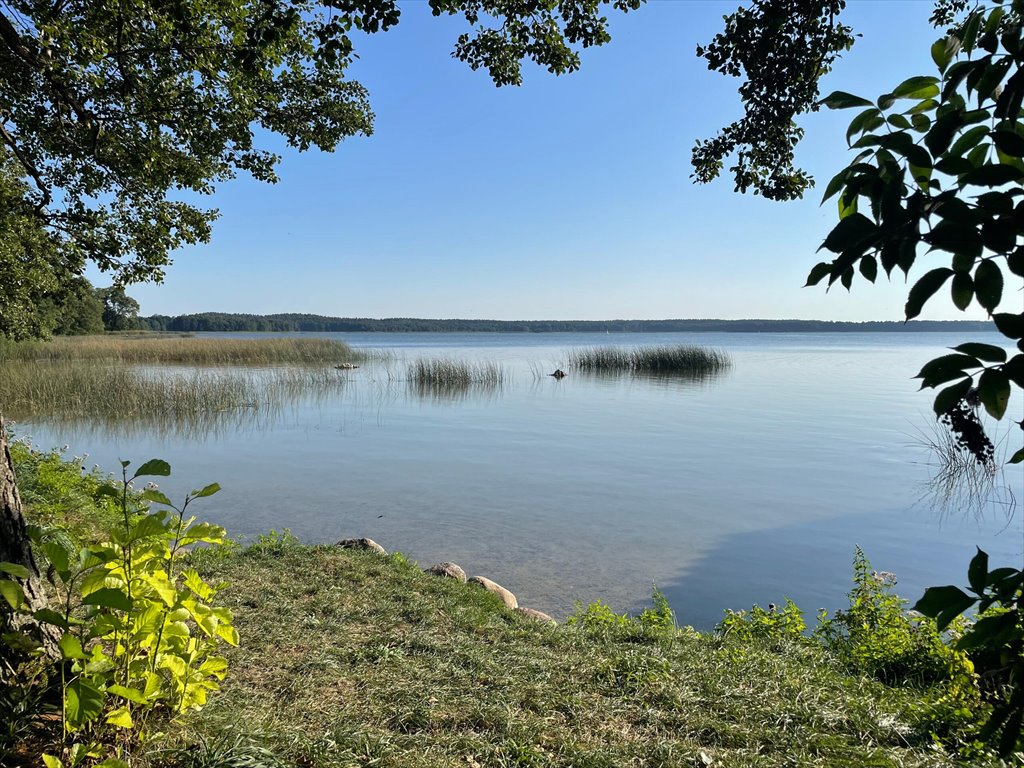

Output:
xmin=192 ymin=483 xmax=221 ymax=499
xmin=41 ymin=541 xmax=71 ymax=577
xmin=107 ymin=684 xmax=148 ymax=705
xmin=133 ymin=459 xmax=171 ymax=478
xmin=914 ymin=585 xmax=977 ymax=630
xmin=0 ymin=563 xmax=31 ymax=579
xmin=905 ymin=268 xmax=954 ymax=320
xmin=993 ymin=312 xmax=1024 ymax=339
xmin=952 ymin=343 xmax=1007 ymax=363
xmin=916 ymin=353 xmax=980 ymax=388
xmin=805 ymin=262 xmax=831 ymax=287
xmin=33 ymin=608 xmax=70 ymax=629
xmin=858 ymin=255 xmax=877 ymax=283
xmin=968 ymin=548 xmax=989 ymax=595
xmin=974 ymin=260 xmax=1004 ymax=312
xmin=42 ymin=756 xmax=63 ymax=768
xmin=960 ymin=164 xmax=1024 ymax=188
xmin=933 ymin=377 xmax=973 ymax=416
xmin=1009 ymin=448 xmax=1024 ymax=464
xmin=820 ymin=213 xmax=879 ymax=256
xmin=820 ymin=91 xmax=875 ymax=109
xmin=978 ymin=368 xmax=1011 ymax=420
xmin=951 ymin=272 xmax=973 ymax=310
xmin=82 ymin=587 xmax=133 ymax=612
xmin=65 ymin=677 xmax=105 ymax=730
xmin=0 ymin=579 xmax=25 ymax=610
xmin=892 ymin=76 xmax=940 ymax=100
xmin=58 ymin=633 xmax=86 ymax=660
xmin=105 ymin=706 xmax=134 ymax=729
xmin=993 ymin=130 xmax=1024 ymax=158
xmin=931 ymin=36 xmax=959 ymax=72
xmin=140 ymin=488 xmax=173 ymax=507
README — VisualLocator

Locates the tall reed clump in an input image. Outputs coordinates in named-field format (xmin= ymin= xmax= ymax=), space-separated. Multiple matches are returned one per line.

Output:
xmin=567 ymin=345 xmax=731 ymax=376
xmin=407 ymin=358 xmax=505 ymax=396
xmin=0 ymin=363 xmax=348 ymax=423
xmin=0 ymin=336 xmax=362 ymax=365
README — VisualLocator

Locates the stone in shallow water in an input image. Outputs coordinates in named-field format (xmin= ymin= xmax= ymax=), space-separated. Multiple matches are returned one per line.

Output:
xmin=516 ymin=607 xmax=557 ymax=624
xmin=425 ymin=562 xmax=467 ymax=582
xmin=336 ymin=537 xmax=388 ymax=556
xmin=468 ymin=576 xmax=518 ymax=610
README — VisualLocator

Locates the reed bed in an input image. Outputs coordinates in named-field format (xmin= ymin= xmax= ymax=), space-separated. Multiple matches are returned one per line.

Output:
xmin=0 ymin=335 xmax=363 ymax=366
xmin=406 ymin=357 xmax=506 ymax=400
xmin=567 ymin=344 xmax=732 ymax=375
xmin=407 ymin=358 xmax=505 ymax=388
xmin=0 ymin=361 xmax=348 ymax=422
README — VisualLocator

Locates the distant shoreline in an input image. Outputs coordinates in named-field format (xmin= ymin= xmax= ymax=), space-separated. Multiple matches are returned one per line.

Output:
xmin=136 ymin=313 xmax=995 ymax=334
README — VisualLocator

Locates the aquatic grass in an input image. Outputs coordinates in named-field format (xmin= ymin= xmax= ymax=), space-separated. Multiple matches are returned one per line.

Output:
xmin=131 ymin=544 xmax=983 ymax=768
xmin=0 ymin=361 xmax=349 ymax=423
xmin=567 ymin=344 xmax=732 ymax=376
xmin=406 ymin=358 xmax=506 ymax=400
xmin=0 ymin=335 xmax=363 ymax=366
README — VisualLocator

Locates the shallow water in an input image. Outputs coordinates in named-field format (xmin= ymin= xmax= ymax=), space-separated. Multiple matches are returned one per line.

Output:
xmin=18 ymin=331 xmax=1024 ymax=627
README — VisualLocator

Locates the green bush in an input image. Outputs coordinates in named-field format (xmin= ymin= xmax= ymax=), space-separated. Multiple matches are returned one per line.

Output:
xmin=718 ymin=598 xmax=806 ymax=642
xmin=1 ymin=459 xmax=237 ymax=766
xmin=814 ymin=548 xmax=975 ymax=691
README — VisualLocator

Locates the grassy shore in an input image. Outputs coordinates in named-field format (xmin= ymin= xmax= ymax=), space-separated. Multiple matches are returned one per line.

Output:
xmin=0 ymin=335 xmax=361 ymax=365
xmin=154 ymin=542 xmax=971 ymax=768
xmin=567 ymin=345 xmax=731 ymax=376
xmin=3 ymin=446 xmax=994 ymax=768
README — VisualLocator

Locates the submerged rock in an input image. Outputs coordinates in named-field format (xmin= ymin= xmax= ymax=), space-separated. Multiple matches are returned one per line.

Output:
xmin=516 ymin=607 xmax=557 ymax=624
xmin=336 ymin=537 xmax=388 ymax=556
xmin=425 ymin=562 xmax=467 ymax=582
xmin=468 ymin=576 xmax=518 ymax=610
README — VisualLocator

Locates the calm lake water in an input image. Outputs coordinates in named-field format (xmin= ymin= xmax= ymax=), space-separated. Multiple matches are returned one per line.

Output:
xmin=18 ymin=331 xmax=1024 ymax=628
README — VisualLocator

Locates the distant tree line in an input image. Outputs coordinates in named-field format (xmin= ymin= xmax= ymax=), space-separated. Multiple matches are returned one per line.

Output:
xmin=136 ymin=313 xmax=995 ymax=334
xmin=0 ymin=275 xmax=141 ymax=339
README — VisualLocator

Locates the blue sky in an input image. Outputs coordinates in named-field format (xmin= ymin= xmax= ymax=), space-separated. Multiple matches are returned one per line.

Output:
xmin=119 ymin=0 xmax=1004 ymax=321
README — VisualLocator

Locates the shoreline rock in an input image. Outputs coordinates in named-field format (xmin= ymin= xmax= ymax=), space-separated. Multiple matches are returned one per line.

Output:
xmin=336 ymin=537 xmax=388 ymax=556
xmin=468 ymin=575 xmax=518 ymax=610
xmin=516 ymin=607 xmax=557 ymax=624
xmin=425 ymin=562 xmax=467 ymax=583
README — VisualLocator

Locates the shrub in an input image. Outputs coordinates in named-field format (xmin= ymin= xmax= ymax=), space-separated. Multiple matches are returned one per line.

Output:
xmin=0 ymin=459 xmax=237 ymax=766
xmin=718 ymin=598 xmax=807 ymax=642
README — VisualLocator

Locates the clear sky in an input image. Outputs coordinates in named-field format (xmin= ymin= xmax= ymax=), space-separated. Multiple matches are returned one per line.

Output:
xmin=116 ymin=0 xmax=1011 ymax=321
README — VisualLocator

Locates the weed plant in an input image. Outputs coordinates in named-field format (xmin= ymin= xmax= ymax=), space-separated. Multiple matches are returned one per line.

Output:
xmin=406 ymin=358 xmax=505 ymax=399
xmin=0 ymin=364 xmax=348 ymax=424
xmin=567 ymin=345 xmax=731 ymax=376
xmin=0 ymin=336 xmax=361 ymax=366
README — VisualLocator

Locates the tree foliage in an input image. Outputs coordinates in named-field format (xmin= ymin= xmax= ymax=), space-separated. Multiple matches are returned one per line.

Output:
xmin=0 ymin=0 xmax=641 ymax=295
xmin=693 ymin=0 xmax=857 ymax=200
xmin=805 ymin=0 xmax=1024 ymax=753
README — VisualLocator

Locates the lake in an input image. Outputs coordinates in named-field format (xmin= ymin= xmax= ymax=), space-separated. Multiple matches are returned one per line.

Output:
xmin=16 ymin=331 xmax=1023 ymax=628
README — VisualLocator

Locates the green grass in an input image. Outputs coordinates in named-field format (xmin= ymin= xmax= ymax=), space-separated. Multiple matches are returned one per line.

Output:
xmin=0 ymin=335 xmax=362 ymax=365
xmin=567 ymin=345 xmax=731 ymax=377
xmin=407 ymin=358 xmax=505 ymax=398
xmin=0 ymin=362 xmax=348 ymax=427
xmin=8 ymin=440 xmax=122 ymax=543
xmin=135 ymin=543 xmax=978 ymax=768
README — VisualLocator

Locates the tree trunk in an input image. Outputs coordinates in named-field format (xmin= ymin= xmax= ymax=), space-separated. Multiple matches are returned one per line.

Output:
xmin=0 ymin=414 xmax=58 ymax=651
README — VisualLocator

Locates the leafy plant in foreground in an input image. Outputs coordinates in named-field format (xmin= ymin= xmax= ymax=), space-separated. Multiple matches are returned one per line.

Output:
xmin=810 ymin=0 xmax=1023 ymax=752
xmin=918 ymin=548 xmax=1024 ymax=755
xmin=0 ymin=459 xmax=236 ymax=765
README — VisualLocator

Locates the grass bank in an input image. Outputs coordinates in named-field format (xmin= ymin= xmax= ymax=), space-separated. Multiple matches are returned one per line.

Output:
xmin=4 ymin=447 xmax=995 ymax=767
xmin=0 ymin=335 xmax=361 ymax=365
xmin=567 ymin=345 xmax=731 ymax=376
xmin=162 ymin=542 xmax=976 ymax=768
